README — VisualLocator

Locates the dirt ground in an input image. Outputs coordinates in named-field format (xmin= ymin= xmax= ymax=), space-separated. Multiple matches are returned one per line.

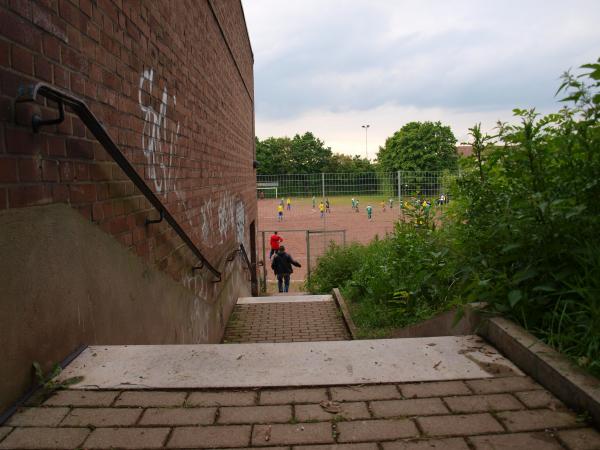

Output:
xmin=258 ymin=196 xmax=402 ymax=286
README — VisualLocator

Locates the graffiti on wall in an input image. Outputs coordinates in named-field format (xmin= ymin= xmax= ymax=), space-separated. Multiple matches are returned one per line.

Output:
xmin=138 ymin=68 xmax=180 ymax=195
xmin=138 ymin=69 xmax=248 ymax=300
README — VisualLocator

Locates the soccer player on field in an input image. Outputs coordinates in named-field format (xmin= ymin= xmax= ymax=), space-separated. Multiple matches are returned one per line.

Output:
xmin=367 ymin=204 xmax=373 ymax=220
xmin=351 ymin=197 xmax=356 ymax=210
xmin=286 ymin=197 xmax=291 ymax=211
xmin=325 ymin=198 xmax=330 ymax=213
xmin=319 ymin=201 xmax=325 ymax=218
xmin=312 ymin=195 xmax=316 ymax=210
xmin=277 ymin=203 xmax=284 ymax=221
xmin=381 ymin=200 xmax=386 ymax=212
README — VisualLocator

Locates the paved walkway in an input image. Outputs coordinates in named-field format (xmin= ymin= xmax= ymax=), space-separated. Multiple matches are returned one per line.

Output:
xmin=2 ymin=294 xmax=599 ymax=449
xmin=2 ymin=378 xmax=599 ymax=449
xmin=223 ymin=295 xmax=350 ymax=343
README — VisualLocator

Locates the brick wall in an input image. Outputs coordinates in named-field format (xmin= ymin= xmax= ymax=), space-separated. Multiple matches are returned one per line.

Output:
xmin=0 ymin=0 xmax=256 ymax=300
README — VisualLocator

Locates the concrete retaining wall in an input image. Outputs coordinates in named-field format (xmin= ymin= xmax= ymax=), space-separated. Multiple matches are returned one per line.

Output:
xmin=0 ymin=204 xmax=250 ymax=414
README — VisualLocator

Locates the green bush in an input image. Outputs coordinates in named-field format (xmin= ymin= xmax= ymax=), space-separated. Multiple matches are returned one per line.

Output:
xmin=307 ymin=58 xmax=600 ymax=375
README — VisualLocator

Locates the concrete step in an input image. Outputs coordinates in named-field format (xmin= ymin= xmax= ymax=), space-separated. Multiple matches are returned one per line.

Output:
xmin=58 ymin=336 xmax=523 ymax=390
xmin=237 ymin=294 xmax=331 ymax=304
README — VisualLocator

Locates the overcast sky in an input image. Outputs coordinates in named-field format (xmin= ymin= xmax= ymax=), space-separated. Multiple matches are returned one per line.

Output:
xmin=242 ymin=1 xmax=600 ymax=158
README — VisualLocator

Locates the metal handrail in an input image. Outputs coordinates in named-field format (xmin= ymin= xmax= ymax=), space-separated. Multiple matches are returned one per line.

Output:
xmin=17 ymin=82 xmax=222 ymax=282
xmin=239 ymin=243 xmax=252 ymax=272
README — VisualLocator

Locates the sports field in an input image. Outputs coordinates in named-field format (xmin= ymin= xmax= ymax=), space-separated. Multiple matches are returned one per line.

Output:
xmin=258 ymin=195 xmax=402 ymax=284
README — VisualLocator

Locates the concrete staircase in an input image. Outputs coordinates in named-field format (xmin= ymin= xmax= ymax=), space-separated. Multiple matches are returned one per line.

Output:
xmin=3 ymin=294 xmax=595 ymax=450
xmin=57 ymin=294 xmax=523 ymax=389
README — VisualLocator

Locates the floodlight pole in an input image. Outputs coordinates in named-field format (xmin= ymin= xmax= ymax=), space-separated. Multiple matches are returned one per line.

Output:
xmin=362 ymin=124 xmax=370 ymax=160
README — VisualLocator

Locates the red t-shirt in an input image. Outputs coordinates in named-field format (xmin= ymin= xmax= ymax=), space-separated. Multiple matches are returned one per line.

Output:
xmin=270 ymin=234 xmax=283 ymax=249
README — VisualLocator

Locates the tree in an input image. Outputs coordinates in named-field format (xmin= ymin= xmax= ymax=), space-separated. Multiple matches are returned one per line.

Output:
xmin=288 ymin=132 xmax=333 ymax=173
xmin=328 ymin=154 xmax=374 ymax=173
xmin=377 ymin=121 xmax=458 ymax=172
xmin=255 ymin=136 xmax=291 ymax=175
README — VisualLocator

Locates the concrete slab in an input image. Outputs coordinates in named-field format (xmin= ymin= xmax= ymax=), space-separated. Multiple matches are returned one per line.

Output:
xmin=237 ymin=295 xmax=332 ymax=304
xmin=59 ymin=336 xmax=523 ymax=390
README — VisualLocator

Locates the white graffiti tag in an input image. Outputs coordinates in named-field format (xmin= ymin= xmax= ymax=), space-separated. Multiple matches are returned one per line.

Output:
xmin=138 ymin=68 xmax=180 ymax=194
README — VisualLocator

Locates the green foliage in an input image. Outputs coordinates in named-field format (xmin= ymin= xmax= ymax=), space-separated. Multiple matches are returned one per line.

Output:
xmin=31 ymin=361 xmax=84 ymax=402
xmin=308 ymin=58 xmax=600 ymax=377
xmin=256 ymin=132 xmax=375 ymax=175
xmin=377 ymin=121 xmax=458 ymax=173
xmin=306 ymin=221 xmax=460 ymax=335
xmin=450 ymin=58 xmax=600 ymax=376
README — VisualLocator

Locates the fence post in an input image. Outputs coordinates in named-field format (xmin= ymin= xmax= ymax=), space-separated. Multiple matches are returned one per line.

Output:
xmin=306 ymin=230 xmax=311 ymax=278
xmin=397 ymin=171 xmax=402 ymax=216
xmin=261 ymin=231 xmax=266 ymax=292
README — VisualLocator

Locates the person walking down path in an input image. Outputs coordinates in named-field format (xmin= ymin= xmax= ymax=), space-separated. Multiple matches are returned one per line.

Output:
xmin=286 ymin=197 xmax=292 ymax=211
xmin=367 ymin=204 xmax=373 ymax=220
xmin=269 ymin=231 xmax=283 ymax=259
xmin=319 ymin=201 xmax=325 ymax=218
xmin=277 ymin=203 xmax=284 ymax=221
xmin=271 ymin=245 xmax=301 ymax=293
xmin=325 ymin=198 xmax=330 ymax=213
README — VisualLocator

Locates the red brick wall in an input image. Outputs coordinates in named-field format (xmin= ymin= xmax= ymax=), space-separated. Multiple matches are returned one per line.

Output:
xmin=0 ymin=0 xmax=256 ymax=299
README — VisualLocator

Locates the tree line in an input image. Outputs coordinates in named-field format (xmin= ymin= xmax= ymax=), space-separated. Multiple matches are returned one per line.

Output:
xmin=255 ymin=121 xmax=459 ymax=175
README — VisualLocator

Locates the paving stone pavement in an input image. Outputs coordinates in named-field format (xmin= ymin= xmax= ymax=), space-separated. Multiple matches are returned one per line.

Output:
xmin=223 ymin=299 xmax=351 ymax=343
xmin=1 ymin=378 xmax=599 ymax=449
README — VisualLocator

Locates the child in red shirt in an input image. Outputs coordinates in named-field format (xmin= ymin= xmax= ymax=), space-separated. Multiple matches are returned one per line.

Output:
xmin=269 ymin=231 xmax=283 ymax=259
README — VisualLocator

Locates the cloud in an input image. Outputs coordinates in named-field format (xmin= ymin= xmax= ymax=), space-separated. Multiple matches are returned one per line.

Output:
xmin=242 ymin=0 xmax=600 ymax=155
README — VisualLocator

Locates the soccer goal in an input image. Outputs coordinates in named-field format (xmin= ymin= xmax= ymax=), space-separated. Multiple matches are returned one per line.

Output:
xmin=257 ymin=181 xmax=278 ymax=199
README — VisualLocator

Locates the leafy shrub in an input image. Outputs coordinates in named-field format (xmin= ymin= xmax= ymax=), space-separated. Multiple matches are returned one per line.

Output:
xmin=308 ymin=58 xmax=600 ymax=375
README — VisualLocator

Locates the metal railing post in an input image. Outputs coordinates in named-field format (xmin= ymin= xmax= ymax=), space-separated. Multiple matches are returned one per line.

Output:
xmin=261 ymin=231 xmax=267 ymax=292
xmin=306 ymin=230 xmax=311 ymax=278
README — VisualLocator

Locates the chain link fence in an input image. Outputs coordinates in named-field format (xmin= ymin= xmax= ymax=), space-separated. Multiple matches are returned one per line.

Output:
xmin=257 ymin=171 xmax=455 ymax=204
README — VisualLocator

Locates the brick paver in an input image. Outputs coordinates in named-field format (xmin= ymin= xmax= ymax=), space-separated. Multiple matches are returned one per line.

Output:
xmin=252 ymin=423 xmax=333 ymax=446
xmin=60 ymin=408 xmax=141 ymax=427
xmin=260 ymin=388 xmax=328 ymax=404
xmin=496 ymin=409 xmax=579 ymax=432
xmin=223 ymin=300 xmax=350 ymax=343
xmin=337 ymin=419 xmax=418 ymax=442
xmin=331 ymin=385 xmax=400 ymax=401
xmin=515 ymin=390 xmax=565 ymax=409
xmin=115 ymin=391 xmax=187 ymax=407
xmin=187 ymin=390 xmax=256 ymax=406
xmin=218 ymin=405 xmax=292 ymax=424
xmin=139 ymin=407 xmax=216 ymax=426
xmin=558 ymin=428 xmax=600 ymax=450
xmin=84 ymin=427 xmax=170 ymax=449
xmin=43 ymin=390 xmax=119 ymax=406
xmin=382 ymin=438 xmax=470 ymax=450
xmin=0 ymin=427 xmax=89 ymax=449
xmin=469 ymin=432 xmax=564 ymax=449
xmin=417 ymin=413 xmax=504 ymax=436
xmin=443 ymin=393 xmax=523 ymax=413
xmin=1 ymin=381 xmax=596 ymax=449
xmin=7 ymin=407 xmax=70 ymax=427
xmin=167 ymin=425 xmax=251 ymax=448
xmin=465 ymin=376 xmax=542 ymax=394
xmin=399 ymin=380 xmax=472 ymax=398
xmin=295 ymin=402 xmax=370 ymax=421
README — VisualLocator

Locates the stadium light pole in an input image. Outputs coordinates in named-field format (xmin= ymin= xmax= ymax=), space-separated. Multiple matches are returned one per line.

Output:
xmin=361 ymin=124 xmax=370 ymax=160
